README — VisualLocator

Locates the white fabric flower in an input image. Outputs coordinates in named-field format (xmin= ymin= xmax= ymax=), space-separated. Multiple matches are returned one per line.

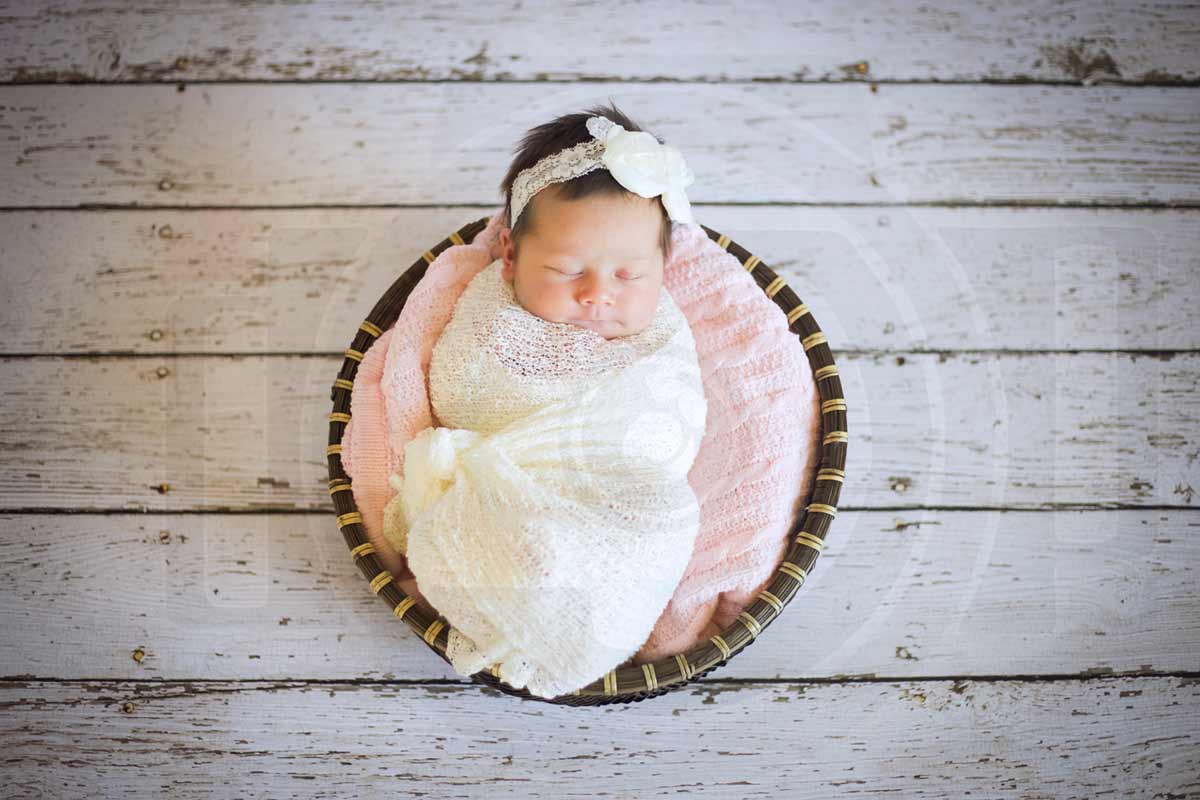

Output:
xmin=588 ymin=117 xmax=696 ymax=225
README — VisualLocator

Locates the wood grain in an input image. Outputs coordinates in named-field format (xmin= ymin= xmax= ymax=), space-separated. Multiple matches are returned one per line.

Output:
xmin=0 ymin=510 xmax=1196 ymax=680
xmin=0 ymin=351 xmax=1194 ymax=511
xmin=0 ymin=677 xmax=1195 ymax=798
xmin=1 ymin=0 xmax=1196 ymax=84
xmin=1 ymin=0 xmax=1197 ymax=792
xmin=1 ymin=206 xmax=1196 ymax=354
xmin=2 ymin=84 xmax=1198 ymax=207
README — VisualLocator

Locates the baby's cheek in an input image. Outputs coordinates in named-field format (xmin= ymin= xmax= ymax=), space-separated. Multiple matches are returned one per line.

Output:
xmin=635 ymin=288 xmax=661 ymax=318
xmin=526 ymin=282 xmax=566 ymax=318
xmin=548 ymin=286 xmax=576 ymax=316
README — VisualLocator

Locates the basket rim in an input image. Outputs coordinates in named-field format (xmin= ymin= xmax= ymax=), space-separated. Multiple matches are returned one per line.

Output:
xmin=325 ymin=213 xmax=847 ymax=707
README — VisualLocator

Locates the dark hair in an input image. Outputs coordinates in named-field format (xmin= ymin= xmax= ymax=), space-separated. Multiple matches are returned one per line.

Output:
xmin=499 ymin=100 xmax=674 ymax=264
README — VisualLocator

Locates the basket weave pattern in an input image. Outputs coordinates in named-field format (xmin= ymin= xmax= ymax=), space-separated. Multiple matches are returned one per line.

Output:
xmin=326 ymin=217 xmax=848 ymax=706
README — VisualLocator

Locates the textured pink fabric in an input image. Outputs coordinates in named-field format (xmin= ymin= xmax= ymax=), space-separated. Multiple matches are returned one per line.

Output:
xmin=342 ymin=209 xmax=822 ymax=664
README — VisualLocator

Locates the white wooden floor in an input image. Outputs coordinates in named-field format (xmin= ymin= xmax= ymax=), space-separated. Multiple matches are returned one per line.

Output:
xmin=1 ymin=1 xmax=1198 ymax=797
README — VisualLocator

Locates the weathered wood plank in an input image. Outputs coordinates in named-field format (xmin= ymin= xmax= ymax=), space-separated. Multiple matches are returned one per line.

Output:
xmin=0 ymin=351 xmax=1193 ymax=511
xmin=2 ymin=206 xmax=1196 ymax=354
xmin=0 ymin=677 xmax=1195 ymax=798
xmin=2 ymin=84 xmax=1198 ymax=207
xmin=0 ymin=510 xmax=1196 ymax=681
xmin=1 ymin=0 xmax=1197 ymax=84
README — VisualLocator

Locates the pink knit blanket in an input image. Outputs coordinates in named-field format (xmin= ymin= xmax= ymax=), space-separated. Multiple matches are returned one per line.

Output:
xmin=341 ymin=209 xmax=822 ymax=664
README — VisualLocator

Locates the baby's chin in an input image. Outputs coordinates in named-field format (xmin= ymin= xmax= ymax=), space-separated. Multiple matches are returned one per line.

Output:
xmin=568 ymin=317 xmax=647 ymax=340
xmin=570 ymin=318 xmax=619 ymax=337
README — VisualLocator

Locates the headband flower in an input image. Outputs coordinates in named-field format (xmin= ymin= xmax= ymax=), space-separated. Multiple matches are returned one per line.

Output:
xmin=586 ymin=116 xmax=696 ymax=225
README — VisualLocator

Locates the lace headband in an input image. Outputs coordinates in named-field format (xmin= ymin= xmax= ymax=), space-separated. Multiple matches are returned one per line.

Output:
xmin=509 ymin=115 xmax=696 ymax=228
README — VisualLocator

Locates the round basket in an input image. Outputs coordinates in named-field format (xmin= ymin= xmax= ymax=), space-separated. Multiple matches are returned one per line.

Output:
xmin=325 ymin=216 xmax=847 ymax=706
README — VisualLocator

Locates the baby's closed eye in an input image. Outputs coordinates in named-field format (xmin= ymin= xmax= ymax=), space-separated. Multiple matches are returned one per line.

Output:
xmin=548 ymin=266 xmax=642 ymax=280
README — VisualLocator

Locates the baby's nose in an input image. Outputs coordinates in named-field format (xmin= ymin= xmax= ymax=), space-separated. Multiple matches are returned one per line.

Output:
xmin=578 ymin=274 xmax=616 ymax=305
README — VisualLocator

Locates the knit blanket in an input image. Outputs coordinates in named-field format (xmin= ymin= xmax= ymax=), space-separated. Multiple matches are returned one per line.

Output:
xmin=382 ymin=259 xmax=707 ymax=698
xmin=340 ymin=210 xmax=821 ymax=671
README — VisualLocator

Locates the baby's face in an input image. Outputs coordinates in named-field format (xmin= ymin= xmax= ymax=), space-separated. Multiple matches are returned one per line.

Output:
xmin=499 ymin=187 xmax=666 ymax=340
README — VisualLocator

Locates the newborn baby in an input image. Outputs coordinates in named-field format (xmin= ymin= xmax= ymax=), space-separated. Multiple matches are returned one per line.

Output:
xmin=382 ymin=102 xmax=706 ymax=698
xmin=421 ymin=181 xmax=678 ymax=437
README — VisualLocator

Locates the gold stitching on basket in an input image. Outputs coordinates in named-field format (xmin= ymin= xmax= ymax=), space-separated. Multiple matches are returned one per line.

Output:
xmin=369 ymin=571 xmax=394 ymax=594
xmin=786 ymin=303 xmax=810 ymax=324
xmin=423 ymin=619 xmax=445 ymax=644
xmin=674 ymin=653 xmax=694 ymax=681
xmin=801 ymin=331 xmax=828 ymax=351
xmin=821 ymin=399 xmax=848 ymax=413
xmin=817 ymin=467 xmax=845 ymax=482
xmin=359 ymin=321 xmax=383 ymax=338
xmin=490 ymin=663 xmax=501 ymax=678
xmin=336 ymin=511 xmax=363 ymax=529
xmin=326 ymin=443 xmax=342 ymax=456
xmin=332 ymin=378 xmax=354 ymax=392
xmin=710 ymin=635 xmax=732 ymax=660
xmin=778 ymin=560 xmax=808 ymax=583
xmin=421 ymin=250 xmax=437 ymax=264
xmin=715 ymin=234 xmax=731 ymax=249
xmin=349 ymin=541 xmax=375 ymax=559
xmin=737 ymin=611 xmax=762 ymax=637
xmin=796 ymin=530 xmax=827 ymax=553
xmin=642 ymin=663 xmax=659 ymax=691
xmin=449 ymin=231 xmax=465 ymax=246
xmin=796 ymin=527 xmax=825 ymax=546
xmin=393 ymin=596 xmax=416 ymax=619
xmin=824 ymin=430 xmax=849 ymax=444
xmin=603 ymin=669 xmax=618 ymax=695
xmin=807 ymin=503 xmax=838 ymax=517
xmin=343 ymin=348 xmax=364 ymax=362
xmin=757 ymin=589 xmax=784 ymax=613
xmin=743 ymin=254 xmax=761 ymax=273
xmin=328 ymin=481 xmax=353 ymax=496
xmin=329 ymin=412 xmax=351 ymax=424
xmin=814 ymin=364 xmax=839 ymax=380
xmin=764 ymin=276 xmax=787 ymax=298
xmin=350 ymin=542 xmax=375 ymax=561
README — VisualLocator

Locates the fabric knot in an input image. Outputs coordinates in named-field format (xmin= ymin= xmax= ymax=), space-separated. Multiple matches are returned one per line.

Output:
xmin=401 ymin=427 xmax=485 ymax=519
xmin=383 ymin=426 xmax=485 ymax=556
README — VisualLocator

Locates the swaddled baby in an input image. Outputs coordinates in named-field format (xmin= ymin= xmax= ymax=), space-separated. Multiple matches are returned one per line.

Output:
xmin=381 ymin=102 xmax=707 ymax=698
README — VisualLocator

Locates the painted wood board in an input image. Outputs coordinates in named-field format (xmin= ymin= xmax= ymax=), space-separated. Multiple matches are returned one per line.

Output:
xmin=2 ymin=83 xmax=1198 ymax=206
xmin=0 ymin=509 xmax=1195 ymax=680
xmin=0 ymin=351 xmax=1193 ymax=511
xmin=0 ymin=677 xmax=1195 ymax=798
xmin=1 ymin=206 xmax=1195 ymax=354
xmin=1 ymin=0 xmax=1196 ymax=84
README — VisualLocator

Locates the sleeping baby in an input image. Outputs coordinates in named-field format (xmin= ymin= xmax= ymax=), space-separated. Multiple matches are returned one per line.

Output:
xmin=381 ymin=102 xmax=707 ymax=699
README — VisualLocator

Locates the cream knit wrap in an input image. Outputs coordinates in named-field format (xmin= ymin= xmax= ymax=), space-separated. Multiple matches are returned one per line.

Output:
xmin=382 ymin=258 xmax=707 ymax=698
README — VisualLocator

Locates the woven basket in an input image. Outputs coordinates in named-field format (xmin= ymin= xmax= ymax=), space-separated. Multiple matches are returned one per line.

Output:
xmin=326 ymin=216 xmax=848 ymax=706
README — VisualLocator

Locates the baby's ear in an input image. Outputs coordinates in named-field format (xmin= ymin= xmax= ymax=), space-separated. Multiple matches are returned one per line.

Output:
xmin=497 ymin=228 xmax=516 ymax=280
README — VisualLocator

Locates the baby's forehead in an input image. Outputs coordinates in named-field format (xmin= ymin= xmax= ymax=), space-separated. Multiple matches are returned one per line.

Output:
xmin=527 ymin=221 xmax=663 ymax=263
xmin=528 ymin=189 xmax=663 ymax=252
xmin=538 ymin=181 xmax=658 ymax=213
